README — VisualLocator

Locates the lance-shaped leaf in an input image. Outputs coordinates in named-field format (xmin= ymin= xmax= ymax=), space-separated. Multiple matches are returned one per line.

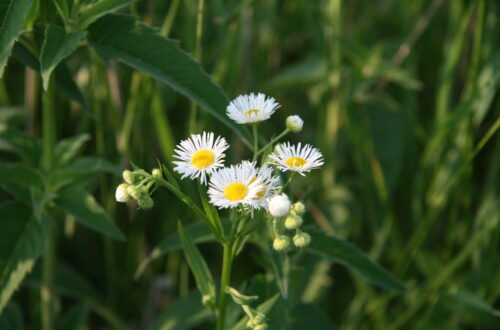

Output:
xmin=0 ymin=162 xmax=44 ymax=203
xmin=306 ymin=227 xmax=405 ymax=291
xmin=178 ymin=222 xmax=216 ymax=308
xmin=40 ymin=24 xmax=86 ymax=90
xmin=87 ymin=14 xmax=251 ymax=146
xmin=78 ymin=0 xmax=135 ymax=29
xmin=0 ymin=201 xmax=52 ymax=312
xmin=0 ymin=0 xmax=31 ymax=77
xmin=55 ymin=186 xmax=125 ymax=241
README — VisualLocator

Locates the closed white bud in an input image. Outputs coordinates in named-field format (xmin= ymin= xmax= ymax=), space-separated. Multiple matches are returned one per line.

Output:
xmin=292 ymin=201 xmax=306 ymax=215
xmin=293 ymin=232 xmax=311 ymax=248
xmin=284 ymin=214 xmax=303 ymax=230
xmin=268 ymin=194 xmax=291 ymax=217
xmin=273 ymin=235 xmax=290 ymax=251
xmin=152 ymin=168 xmax=162 ymax=178
xmin=122 ymin=170 xmax=135 ymax=184
xmin=286 ymin=115 xmax=303 ymax=132
xmin=115 ymin=184 xmax=131 ymax=202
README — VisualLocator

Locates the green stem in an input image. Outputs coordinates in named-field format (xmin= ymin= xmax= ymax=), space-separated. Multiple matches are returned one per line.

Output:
xmin=252 ymin=124 xmax=259 ymax=161
xmin=254 ymin=128 xmax=290 ymax=158
xmin=216 ymin=241 xmax=234 ymax=330
xmin=188 ymin=0 xmax=205 ymax=133
xmin=41 ymin=80 xmax=56 ymax=330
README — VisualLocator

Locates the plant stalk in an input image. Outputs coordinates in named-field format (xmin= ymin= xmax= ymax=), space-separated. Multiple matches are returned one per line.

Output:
xmin=216 ymin=241 xmax=234 ymax=330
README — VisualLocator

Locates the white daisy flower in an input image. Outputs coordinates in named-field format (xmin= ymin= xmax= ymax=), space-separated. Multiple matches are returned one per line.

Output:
xmin=269 ymin=142 xmax=324 ymax=175
xmin=241 ymin=161 xmax=281 ymax=209
xmin=173 ymin=132 xmax=229 ymax=184
xmin=208 ymin=163 xmax=264 ymax=209
xmin=226 ymin=93 xmax=281 ymax=124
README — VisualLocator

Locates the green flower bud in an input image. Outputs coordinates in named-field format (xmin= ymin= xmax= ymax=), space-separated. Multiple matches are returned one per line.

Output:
xmin=247 ymin=313 xmax=267 ymax=329
xmin=284 ymin=214 xmax=303 ymax=230
xmin=292 ymin=201 xmax=306 ymax=215
xmin=152 ymin=168 xmax=162 ymax=178
xmin=286 ymin=115 xmax=303 ymax=132
xmin=122 ymin=170 xmax=135 ymax=184
xmin=273 ymin=235 xmax=290 ymax=251
xmin=293 ymin=232 xmax=311 ymax=248
xmin=127 ymin=185 xmax=147 ymax=200
xmin=138 ymin=196 xmax=154 ymax=209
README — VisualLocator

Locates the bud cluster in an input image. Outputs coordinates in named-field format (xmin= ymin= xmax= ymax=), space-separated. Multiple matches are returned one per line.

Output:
xmin=115 ymin=168 xmax=162 ymax=209
xmin=270 ymin=198 xmax=312 ymax=251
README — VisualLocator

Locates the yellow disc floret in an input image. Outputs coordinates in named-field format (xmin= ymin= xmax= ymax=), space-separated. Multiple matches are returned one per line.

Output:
xmin=286 ymin=157 xmax=307 ymax=168
xmin=224 ymin=182 xmax=249 ymax=201
xmin=245 ymin=109 xmax=261 ymax=117
xmin=191 ymin=149 xmax=215 ymax=169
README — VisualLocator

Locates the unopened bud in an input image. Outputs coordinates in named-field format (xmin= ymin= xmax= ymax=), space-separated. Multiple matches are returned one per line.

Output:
xmin=122 ymin=170 xmax=135 ymax=184
xmin=138 ymin=196 xmax=154 ymax=209
xmin=292 ymin=201 xmax=306 ymax=215
xmin=115 ymin=184 xmax=131 ymax=202
xmin=286 ymin=115 xmax=303 ymax=132
xmin=268 ymin=194 xmax=291 ymax=217
xmin=293 ymin=232 xmax=311 ymax=248
xmin=152 ymin=168 xmax=162 ymax=178
xmin=273 ymin=235 xmax=290 ymax=251
xmin=284 ymin=214 xmax=303 ymax=230
xmin=127 ymin=185 xmax=147 ymax=200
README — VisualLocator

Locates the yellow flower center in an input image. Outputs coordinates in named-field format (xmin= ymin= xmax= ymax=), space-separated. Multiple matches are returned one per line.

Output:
xmin=286 ymin=157 xmax=307 ymax=168
xmin=224 ymin=182 xmax=248 ymax=201
xmin=191 ymin=149 xmax=215 ymax=169
xmin=245 ymin=109 xmax=260 ymax=117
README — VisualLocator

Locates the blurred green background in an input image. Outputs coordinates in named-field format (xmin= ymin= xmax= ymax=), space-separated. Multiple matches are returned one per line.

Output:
xmin=1 ymin=0 xmax=499 ymax=329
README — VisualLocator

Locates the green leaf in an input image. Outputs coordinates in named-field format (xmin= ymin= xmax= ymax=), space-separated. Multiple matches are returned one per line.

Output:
xmin=0 ymin=0 xmax=31 ymax=77
xmin=78 ymin=0 xmax=134 ymax=29
xmin=0 ymin=162 xmax=44 ymax=203
xmin=135 ymin=221 xmax=222 ymax=279
xmin=150 ymin=289 xmax=213 ymax=330
xmin=12 ymin=43 xmax=87 ymax=107
xmin=54 ymin=134 xmax=91 ymax=167
xmin=448 ymin=287 xmax=500 ymax=318
xmin=306 ymin=227 xmax=405 ymax=291
xmin=40 ymin=24 xmax=86 ymax=90
xmin=0 ymin=201 xmax=52 ymax=312
xmin=178 ymin=221 xmax=216 ymax=307
xmin=55 ymin=186 xmax=125 ymax=241
xmin=0 ymin=302 xmax=23 ymax=329
xmin=30 ymin=186 xmax=55 ymax=222
xmin=0 ymin=129 xmax=42 ymax=165
xmin=232 ymin=293 xmax=280 ymax=330
xmin=87 ymin=14 xmax=251 ymax=146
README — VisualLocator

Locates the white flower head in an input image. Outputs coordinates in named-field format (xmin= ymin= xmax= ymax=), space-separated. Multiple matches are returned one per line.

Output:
xmin=208 ymin=162 xmax=265 ymax=209
xmin=226 ymin=93 xmax=280 ymax=124
xmin=269 ymin=142 xmax=324 ymax=175
xmin=268 ymin=193 xmax=291 ymax=217
xmin=173 ymin=132 xmax=229 ymax=184
xmin=241 ymin=161 xmax=282 ymax=210
xmin=286 ymin=115 xmax=303 ymax=132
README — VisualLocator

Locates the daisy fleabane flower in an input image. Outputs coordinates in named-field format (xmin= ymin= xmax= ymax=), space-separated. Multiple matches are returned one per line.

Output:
xmin=173 ymin=132 xmax=229 ymax=184
xmin=269 ymin=142 xmax=324 ymax=175
xmin=208 ymin=163 xmax=264 ymax=209
xmin=241 ymin=161 xmax=281 ymax=209
xmin=226 ymin=93 xmax=280 ymax=124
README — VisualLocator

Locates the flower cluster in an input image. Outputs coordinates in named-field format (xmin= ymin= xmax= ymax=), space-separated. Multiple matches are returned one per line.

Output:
xmin=270 ymin=198 xmax=311 ymax=250
xmin=115 ymin=168 xmax=162 ymax=209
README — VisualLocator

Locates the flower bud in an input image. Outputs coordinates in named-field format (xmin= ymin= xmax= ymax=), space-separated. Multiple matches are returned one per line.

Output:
xmin=286 ymin=115 xmax=303 ymax=132
xmin=292 ymin=201 xmax=306 ymax=215
xmin=284 ymin=214 xmax=303 ymax=230
xmin=268 ymin=194 xmax=291 ymax=217
xmin=247 ymin=313 xmax=267 ymax=329
xmin=138 ymin=196 xmax=154 ymax=209
xmin=273 ymin=235 xmax=290 ymax=251
xmin=115 ymin=184 xmax=131 ymax=202
xmin=127 ymin=185 xmax=147 ymax=200
xmin=293 ymin=232 xmax=311 ymax=248
xmin=122 ymin=170 xmax=135 ymax=184
xmin=202 ymin=294 xmax=216 ymax=309
xmin=152 ymin=168 xmax=162 ymax=178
